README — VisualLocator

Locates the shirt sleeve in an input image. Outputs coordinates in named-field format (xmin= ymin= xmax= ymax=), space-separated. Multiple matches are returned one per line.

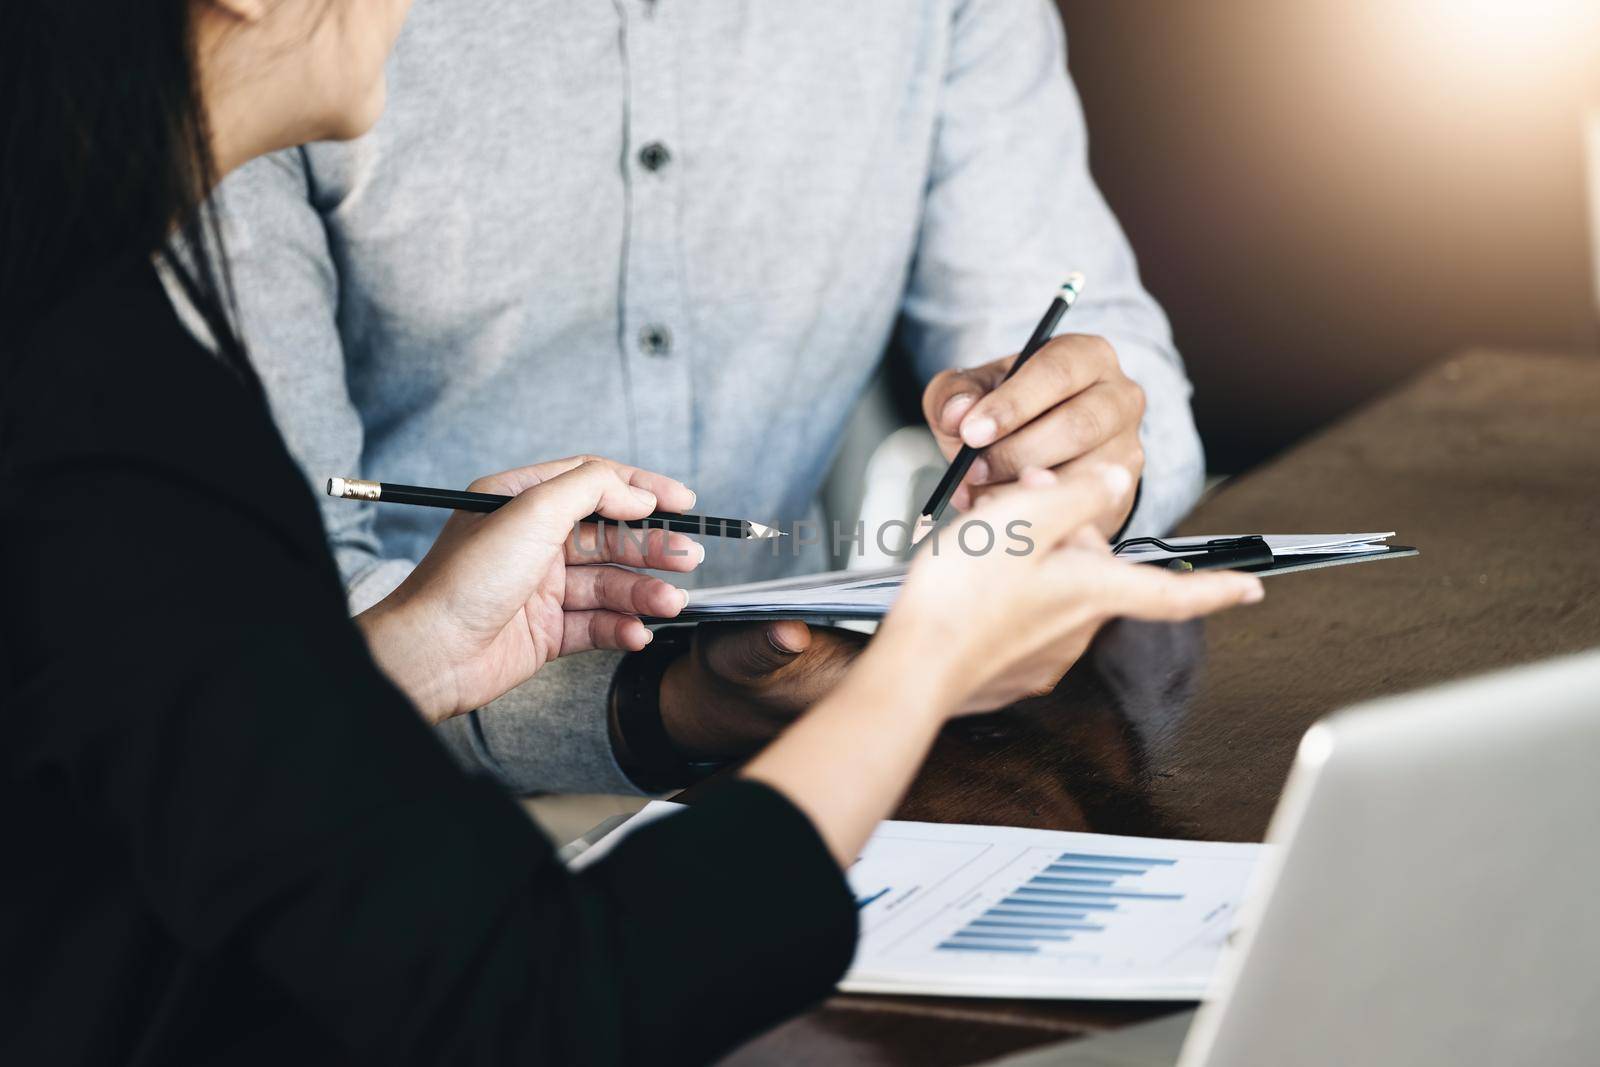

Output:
xmin=897 ymin=0 xmax=1205 ymax=536
xmin=7 ymin=409 xmax=856 ymax=1065
xmin=216 ymin=150 xmax=645 ymax=796
xmin=215 ymin=149 xmax=396 ymax=606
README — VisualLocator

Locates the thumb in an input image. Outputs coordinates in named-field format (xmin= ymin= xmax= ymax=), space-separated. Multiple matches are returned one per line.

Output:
xmin=511 ymin=459 xmax=657 ymax=533
xmin=923 ymin=362 xmax=1008 ymax=443
xmin=702 ymin=620 xmax=812 ymax=684
xmin=428 ymin=461 xmax=651 ymax=625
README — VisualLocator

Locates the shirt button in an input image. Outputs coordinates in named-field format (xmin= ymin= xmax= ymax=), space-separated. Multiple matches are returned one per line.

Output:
xmin=638 ymin=141 xmax=672 ymax=172
xmin=639 ymin=324 xmax=673 ymax=357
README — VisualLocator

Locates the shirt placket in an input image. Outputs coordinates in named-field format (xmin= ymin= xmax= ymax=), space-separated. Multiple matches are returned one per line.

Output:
xmin=618 ymin=0 xmax=695 ymax=485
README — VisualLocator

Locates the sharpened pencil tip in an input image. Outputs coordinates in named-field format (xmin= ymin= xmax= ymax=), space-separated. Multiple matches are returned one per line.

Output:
xmin=910 ymin=515 xmax=936 ymax=547
xmin=1060 ymin=272 xmax=1086 ymax=305
xmin=747 ymin=522 xmax=785 ymax=540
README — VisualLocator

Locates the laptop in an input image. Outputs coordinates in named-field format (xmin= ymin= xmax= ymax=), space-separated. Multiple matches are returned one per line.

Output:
xmin=985 ymin=649 xmax=1600 ymax=1067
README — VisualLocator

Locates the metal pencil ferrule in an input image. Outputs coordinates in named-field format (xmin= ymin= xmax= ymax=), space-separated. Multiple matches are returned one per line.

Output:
xmin=327 ymin=476 xmax=381 ymax=501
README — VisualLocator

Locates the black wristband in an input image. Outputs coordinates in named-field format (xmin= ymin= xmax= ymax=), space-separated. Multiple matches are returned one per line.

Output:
xmin=607 ymin=628 xmax=707 ymax=793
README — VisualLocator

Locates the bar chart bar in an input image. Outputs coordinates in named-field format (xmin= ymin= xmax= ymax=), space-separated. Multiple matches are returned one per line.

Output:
xmin=1013 ymin=888 xmax=1185 ymax=901
xmin=1056 ymin=852 xmax=1176 ymax=866
xmin=856 ymin=887 xmax=889 ymax=910
xmin=970 ymin=920 xmax=1104 ymax=932
xmin=1001 ymin=896 xmax=1119 ymax=911
xmin=935 ymin=848 xmax=1191 ymax=956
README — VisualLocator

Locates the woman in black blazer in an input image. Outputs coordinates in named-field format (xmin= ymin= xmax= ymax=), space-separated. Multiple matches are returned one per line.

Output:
xmin=0 ymin=2 xmax=1261 ymax=1064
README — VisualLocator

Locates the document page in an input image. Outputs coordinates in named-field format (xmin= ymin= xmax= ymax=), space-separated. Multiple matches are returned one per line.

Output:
xmin=842 ymin=818 xmax=1261 ymax=999
xmin=667 ymin=533 xmax=1398 ymax=624
xmin=572 ymin=802 xmax=1263 ymax=1000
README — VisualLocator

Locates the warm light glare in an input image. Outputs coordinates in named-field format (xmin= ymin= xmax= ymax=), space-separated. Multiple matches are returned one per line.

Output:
xmin=1351 ymin=0 xmax=1600 ymax=124
xmin=1395 ymin=0 xmax=1600 ymax=67
xmin=1446 ymin=0 xmax=1598 ymax=46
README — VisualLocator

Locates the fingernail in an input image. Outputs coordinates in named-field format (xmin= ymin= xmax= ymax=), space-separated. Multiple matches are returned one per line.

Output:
xmin=968 ymin=457 xmax=991 ymax=486
xmin=941 ymin=394 xmax=976 ymax=433
xmin=962 ymin=415 xmax=998 ymax=448
xmin=640 ymin=627 xmax=655 ymax=644
xmin=685 ymin=488 xmax=697 ymax=508
xmin=767 ymin=627 xmax=804 ymax=655
xmin=1097 ymin=464 xmax=1133 ymax=498
xmin=1240 ymin=578 xmax=1265 ymax=603
xmin=678 ymin=587 xmax=690 ymax=610
xmin=694 ymin=541 xmax=707 ymax=564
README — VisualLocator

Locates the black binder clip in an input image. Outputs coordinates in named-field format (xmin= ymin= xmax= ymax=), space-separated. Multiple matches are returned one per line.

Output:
xmin=1112 ymin=535 xmax=1274 ymax=572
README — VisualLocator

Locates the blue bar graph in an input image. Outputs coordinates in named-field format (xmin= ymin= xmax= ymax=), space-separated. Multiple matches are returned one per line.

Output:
xmin=1056 ymin=852 xmax=1175 ymax=866
xmin=1001 ymin=895 xmax=1118 ymax=911
xmin=1014 ymin=888 xmax=1184 ymax=901
xmin=935 ymin=848 xmax=1186 ymax=957
xmin=970 ymin=920 xmax=1104 ymax=932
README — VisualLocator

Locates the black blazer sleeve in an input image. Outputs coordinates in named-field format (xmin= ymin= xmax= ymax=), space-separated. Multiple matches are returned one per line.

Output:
xmin=3 ymin=270 xmax=857 ymax=1066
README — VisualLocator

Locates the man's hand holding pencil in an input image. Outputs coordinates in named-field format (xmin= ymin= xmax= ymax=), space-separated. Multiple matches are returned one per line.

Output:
xmin=921 ymin=279 xmax=1147 ymax=539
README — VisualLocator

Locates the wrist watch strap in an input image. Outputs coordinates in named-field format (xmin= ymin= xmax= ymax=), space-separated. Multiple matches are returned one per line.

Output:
xmin=607 ymin=628 xmax=711 ymax=793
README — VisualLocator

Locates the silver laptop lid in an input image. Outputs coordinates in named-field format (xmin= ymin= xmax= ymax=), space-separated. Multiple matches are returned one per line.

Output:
xmin=1180 ymin=650 xmax=1600 ymax=1067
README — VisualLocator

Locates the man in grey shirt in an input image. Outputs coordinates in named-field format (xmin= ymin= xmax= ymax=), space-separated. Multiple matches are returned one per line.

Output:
xmin=218 ymin=0 xmax=1204 ymax=794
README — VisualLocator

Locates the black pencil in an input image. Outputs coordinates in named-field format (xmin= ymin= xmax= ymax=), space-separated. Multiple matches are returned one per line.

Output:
xmin=326 ymin=477 xmax=782 ymax=540
xmin=918 ymin=273 xmax=1086 ymax=527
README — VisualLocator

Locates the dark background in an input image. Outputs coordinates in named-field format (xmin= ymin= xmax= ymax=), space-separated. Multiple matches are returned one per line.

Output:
xmin=1055 ymin=0 xmax=1600 ymax=472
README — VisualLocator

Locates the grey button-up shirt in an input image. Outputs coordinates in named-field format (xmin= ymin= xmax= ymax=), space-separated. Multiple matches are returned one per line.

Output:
xmin=217 ymin=0 xmax=1204 ymax=794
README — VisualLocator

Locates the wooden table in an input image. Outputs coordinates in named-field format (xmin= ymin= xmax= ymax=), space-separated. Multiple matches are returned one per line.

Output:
xmin=717 ymin=351 xmax=1600 ymax=1066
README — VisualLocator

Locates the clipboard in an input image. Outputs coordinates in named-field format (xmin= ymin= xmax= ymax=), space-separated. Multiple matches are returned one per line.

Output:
xmin=648 ymin=535 xmax=1419 ymax=627
xmin=1117 ymin=535 xmax=1420 ymax=576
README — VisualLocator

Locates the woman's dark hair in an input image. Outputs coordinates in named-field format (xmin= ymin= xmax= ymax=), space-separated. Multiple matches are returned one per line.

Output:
xmin=0 ymin=2 xmax=255 ymax=381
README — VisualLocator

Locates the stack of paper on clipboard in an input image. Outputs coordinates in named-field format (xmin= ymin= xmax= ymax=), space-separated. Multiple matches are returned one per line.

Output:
xmin=658 ymin=532 xmax=1416 ymax=625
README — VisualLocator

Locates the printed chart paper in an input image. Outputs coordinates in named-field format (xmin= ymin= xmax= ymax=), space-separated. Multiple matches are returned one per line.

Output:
xmin=573 ymin=802 xmax=1263 ymax=1000
xmin=841 ymin=819 xmax=1262 ymax=999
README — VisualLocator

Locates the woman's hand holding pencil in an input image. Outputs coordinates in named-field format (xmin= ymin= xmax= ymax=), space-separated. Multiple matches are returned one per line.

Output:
xmin=354 ymin=456 xmax=701 ymax=724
